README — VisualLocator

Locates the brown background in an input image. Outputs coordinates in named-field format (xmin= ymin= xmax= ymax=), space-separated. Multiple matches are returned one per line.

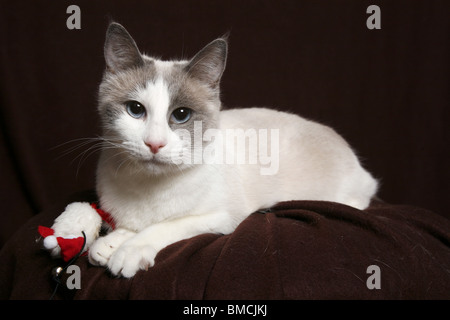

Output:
xmin=0 ymin=0 xmax=449 ymax=248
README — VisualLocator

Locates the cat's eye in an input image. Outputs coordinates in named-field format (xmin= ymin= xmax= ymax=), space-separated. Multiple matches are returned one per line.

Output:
xmin=126 ymin=101 xmax=146 ymax=119
xmin=170 ymin=107 xmax=192 ymax=124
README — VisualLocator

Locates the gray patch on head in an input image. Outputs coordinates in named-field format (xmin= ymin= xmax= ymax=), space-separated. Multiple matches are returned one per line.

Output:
xmin=98 ymin=60 xmax=157 ymax=127
xmin=164 ymin=64 xmax=222 ymax=151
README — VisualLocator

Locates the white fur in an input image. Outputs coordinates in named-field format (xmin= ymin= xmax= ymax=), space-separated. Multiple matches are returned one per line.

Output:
xmin=134 ymin=78 xmax=172 ymax=150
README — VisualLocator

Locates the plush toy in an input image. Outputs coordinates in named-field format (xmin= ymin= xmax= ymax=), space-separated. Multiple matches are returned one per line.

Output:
xmin=38 ymin=202 xmax=115 ymax=262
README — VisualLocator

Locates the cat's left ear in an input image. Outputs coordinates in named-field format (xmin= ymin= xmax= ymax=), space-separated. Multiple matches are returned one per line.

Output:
xmin=185 ymin=38 xmax=228 ymax=89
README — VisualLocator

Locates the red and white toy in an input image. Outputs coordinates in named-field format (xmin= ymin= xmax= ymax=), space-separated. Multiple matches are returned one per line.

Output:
xmin=38 ymin=202 xmax=115 ymax=262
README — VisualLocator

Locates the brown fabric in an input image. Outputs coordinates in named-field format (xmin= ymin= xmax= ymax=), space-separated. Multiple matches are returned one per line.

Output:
xmin=0 ymin=1 xmax=449 ymax=250
xmin=1 ymin=192 xmax=449 ymax=299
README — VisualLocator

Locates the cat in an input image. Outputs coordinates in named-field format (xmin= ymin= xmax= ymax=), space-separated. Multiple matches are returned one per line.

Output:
xmin=46 ymin=22 xmax=378 ymax=278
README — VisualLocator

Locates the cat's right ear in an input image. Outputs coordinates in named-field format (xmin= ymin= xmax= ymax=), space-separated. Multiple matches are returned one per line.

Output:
xmin=104 ymin=23 xmax=144 ymax=73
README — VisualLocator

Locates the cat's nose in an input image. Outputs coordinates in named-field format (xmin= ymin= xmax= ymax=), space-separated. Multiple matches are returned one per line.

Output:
xmin=145 ymin=141 xmax=166 ymax=154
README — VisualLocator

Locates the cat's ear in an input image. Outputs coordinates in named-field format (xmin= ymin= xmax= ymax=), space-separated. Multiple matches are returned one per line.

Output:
xmin=185 ymin=38 xmax=228 ymax=88
xmin=104 ymin=22 xmax=144 ymax=73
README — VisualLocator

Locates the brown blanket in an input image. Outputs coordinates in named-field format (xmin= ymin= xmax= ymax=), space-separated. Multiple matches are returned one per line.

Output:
xmin=1 ymin=192 xmax=449 ymax=299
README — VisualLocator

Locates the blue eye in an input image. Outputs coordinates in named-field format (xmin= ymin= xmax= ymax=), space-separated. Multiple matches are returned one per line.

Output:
xmin=126 ymin=101 xmax=146 ymax=119
xmin=170 ymin=108 xmax=192 ymax=124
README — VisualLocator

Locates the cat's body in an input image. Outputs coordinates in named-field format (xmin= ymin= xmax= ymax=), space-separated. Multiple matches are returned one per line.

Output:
xmin=98 ymin=106 xmax=375 ymax=232
xmin=48 ymin=23 xmax=378 ymax=277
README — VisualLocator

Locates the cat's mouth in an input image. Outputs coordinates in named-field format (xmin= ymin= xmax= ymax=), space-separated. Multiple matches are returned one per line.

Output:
xmin=139 ymin=156 xmax=164 ymax=165
xmin=138 ymin=154 xmax=173 ymax=167
xmin=121 ymin=144 xmax=188 ymax=171
xmin=134 ymin=155 xmax=187 ymax=175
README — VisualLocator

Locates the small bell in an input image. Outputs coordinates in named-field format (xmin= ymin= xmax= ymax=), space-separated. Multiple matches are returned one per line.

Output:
xmin=52 ymin=266 xmax=63 ymax=278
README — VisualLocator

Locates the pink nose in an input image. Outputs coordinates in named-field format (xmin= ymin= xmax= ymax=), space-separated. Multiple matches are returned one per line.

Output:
xmin=146 ymin=142 xmax=166 ymax=154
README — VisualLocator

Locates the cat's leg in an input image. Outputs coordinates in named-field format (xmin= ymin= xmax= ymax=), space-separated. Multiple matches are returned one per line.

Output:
xmin=44 ymin=202 xmax=103 ymax=257
xmin=88 ymin=228 xmax=136 ymax=267
xmin=107 ymin=211 xmax=235 ymax=278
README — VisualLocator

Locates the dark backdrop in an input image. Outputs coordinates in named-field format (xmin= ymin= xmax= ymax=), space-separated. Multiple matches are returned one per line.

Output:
xmin=1 ymin=0 xmax=449 ymax=248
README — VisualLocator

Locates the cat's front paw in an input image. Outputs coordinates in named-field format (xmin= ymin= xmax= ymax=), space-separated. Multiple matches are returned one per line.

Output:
xmin=88 ymin=228 xmax=135 ymax=267
xmin=107 ymin=241 xmax=157 ymax=278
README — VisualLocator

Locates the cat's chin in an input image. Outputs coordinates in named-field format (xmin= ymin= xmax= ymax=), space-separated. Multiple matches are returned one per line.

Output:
xmin=137 ymin=157 xmax=187 ymax=176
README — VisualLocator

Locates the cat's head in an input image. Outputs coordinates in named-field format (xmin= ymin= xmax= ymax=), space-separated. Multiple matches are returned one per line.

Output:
xmin=97 ymin=22 xmax=227 ymax=175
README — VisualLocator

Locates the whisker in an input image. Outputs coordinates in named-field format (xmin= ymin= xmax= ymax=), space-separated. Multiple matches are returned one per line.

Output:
xmin=50 ymin=137 xmax=101 ymax=151
xmin=53 ymin=137 xmax=103 ymax=161
xmin=114 ymin=156 xmax=132 ymax=177
xmin=74 ymin=143 xmax=108 ymax=177
xmin=52 ymin=135 xmax=126 ymax=177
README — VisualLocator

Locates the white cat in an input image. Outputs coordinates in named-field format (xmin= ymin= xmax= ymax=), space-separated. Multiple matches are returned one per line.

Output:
xmin=46 ymin=23 xmax=378 ymax=278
